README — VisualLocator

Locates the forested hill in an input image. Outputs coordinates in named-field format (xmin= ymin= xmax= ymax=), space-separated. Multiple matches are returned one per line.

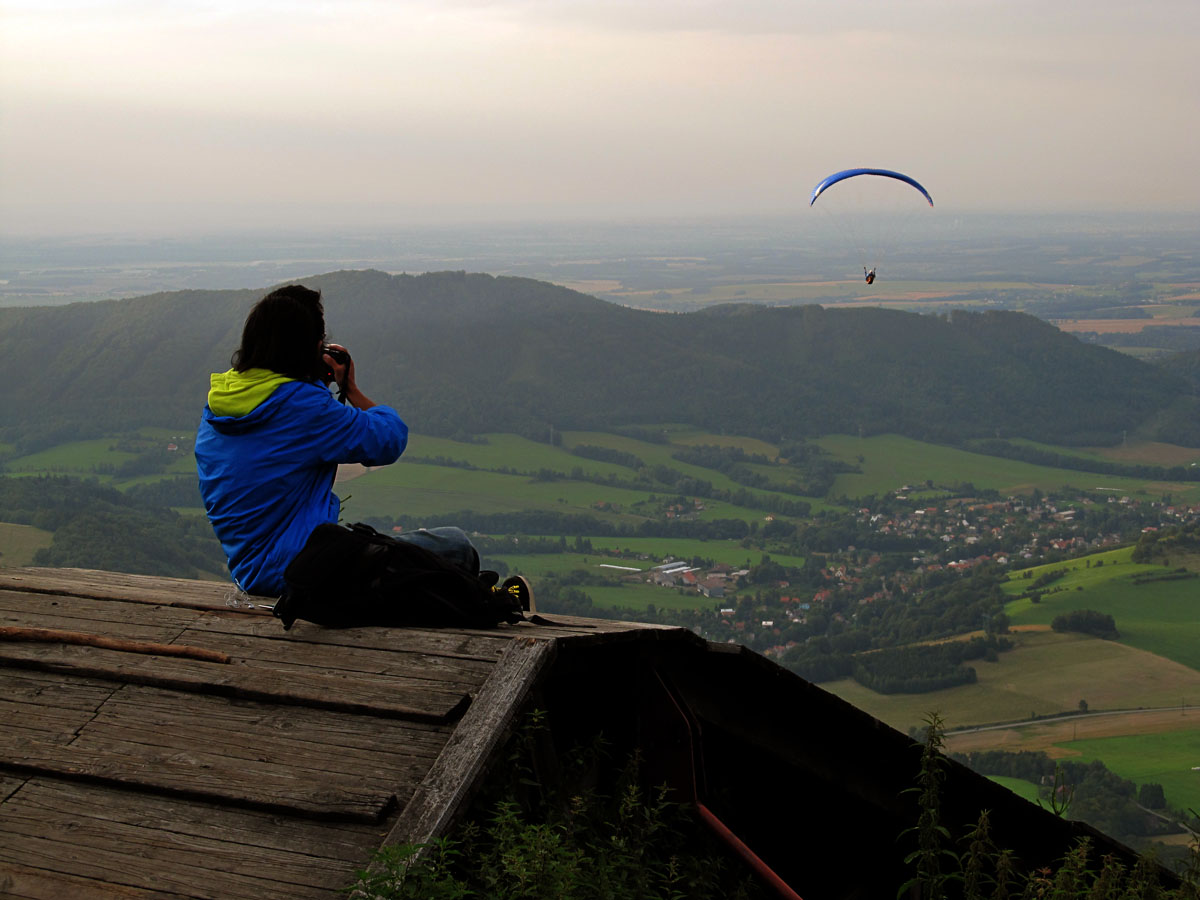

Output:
xmin=2 ymin=268 xmax=1197 ymax=450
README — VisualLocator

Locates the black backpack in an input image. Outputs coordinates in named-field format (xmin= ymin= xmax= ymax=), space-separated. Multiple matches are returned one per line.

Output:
xmin=273 ymin=522 xmax=524 ymax=630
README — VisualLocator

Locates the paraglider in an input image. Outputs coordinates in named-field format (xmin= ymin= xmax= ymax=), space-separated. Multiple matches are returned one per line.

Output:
xmin=810 ymin=168 xmax=934 ymax=285
xmin=810 ymin=168 xmax=934 ymax=209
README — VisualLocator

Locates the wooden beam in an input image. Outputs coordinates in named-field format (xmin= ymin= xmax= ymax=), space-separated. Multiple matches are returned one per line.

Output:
xmin=0 ymin=626 xmax=230 ymax=664
xmin=0 ymin=644 xmax=469 ymax=724
xmin=379 ymin=636 xmax=556 ymax=851
xmin=0 ymin=735 xmax=397 ymax=823
xmin=0 ymin=567 xmax=268 ymax=614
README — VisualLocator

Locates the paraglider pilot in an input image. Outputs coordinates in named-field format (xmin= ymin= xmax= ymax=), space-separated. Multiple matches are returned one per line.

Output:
xmin=864 ymin=267 xmax=876 ymax=285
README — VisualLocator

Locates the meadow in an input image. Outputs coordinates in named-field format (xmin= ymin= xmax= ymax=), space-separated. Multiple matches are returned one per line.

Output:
xmin=816 ymin=434 xmax=1200 ymax=503
xmin=835 ymin=542 xmax=1200 ymax=820
xmin=1058 ymin=730 xmax=1200 ymax=816
xmin=0 ymin=523 xmax=53 ymax=566
xmin=1003 ymin=548 xmax=1200 ymax=671
xmin=10 ymin=429 xmax=1197 ymax=518
xmin=824 ymin=629 xmax=1200 ymax=736
xmin=987 ymin=775 xmax=1043 ymax=804
xmin=491 ymin=538 xmax=804 ymax=612
xmin=944 ymin=714 xmax=1200 ymax=816
xmin=1006 ymin=439 xmax=1200 ymax=469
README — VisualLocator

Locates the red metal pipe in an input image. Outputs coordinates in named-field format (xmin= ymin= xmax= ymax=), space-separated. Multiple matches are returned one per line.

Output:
xmin=654 ymin=669 xmax=804 ymax=900
xmin=696 ymin=802 xmax=805 ymax=900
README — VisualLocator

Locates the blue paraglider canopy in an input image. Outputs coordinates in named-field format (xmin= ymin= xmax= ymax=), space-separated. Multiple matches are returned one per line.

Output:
xmin=810 ymin=168 xmax=934 ymax=207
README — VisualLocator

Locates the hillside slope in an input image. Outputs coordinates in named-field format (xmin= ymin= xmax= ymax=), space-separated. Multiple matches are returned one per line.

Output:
xmin=1 ymin=269 xmax=1195 ymax=448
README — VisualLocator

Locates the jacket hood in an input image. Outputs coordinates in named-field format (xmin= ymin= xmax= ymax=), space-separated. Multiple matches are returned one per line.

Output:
xmin=207 ymin=368 xmax=297 ymax=418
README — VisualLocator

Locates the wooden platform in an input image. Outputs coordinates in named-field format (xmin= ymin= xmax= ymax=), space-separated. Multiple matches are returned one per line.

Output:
xmin=0 ymin=567 xmax=680 ymax=899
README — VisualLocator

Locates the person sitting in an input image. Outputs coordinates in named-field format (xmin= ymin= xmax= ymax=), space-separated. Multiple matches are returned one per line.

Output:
xmin=864 ymin=267 xmax=877 ymax=285
xmin=195 ymin=284 xmax=509 ymax=602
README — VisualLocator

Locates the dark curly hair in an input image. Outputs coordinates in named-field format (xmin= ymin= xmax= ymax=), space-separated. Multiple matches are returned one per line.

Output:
xmin=231 ymin=284 xmax=326 ymax=380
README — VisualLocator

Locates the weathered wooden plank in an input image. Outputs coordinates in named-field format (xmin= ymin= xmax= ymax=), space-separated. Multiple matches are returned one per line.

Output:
xmin=0 ymin=734 xmax=398 ymax=822
xmin=0 ymin=643 xmax=469 ymax=723
xmin=0 ymin=773 xmax=27 ymax=804
xmin=173 ymin=630 xmax=492 ymax=696
xmin=0 ymin=588 xmax=204 ymax=628
xmin=91 ymin=685 xmax=452 ymax=759
xmin=381 ymin=637 xmax=557 ymax=851
xmin=0 ymin=567 xmax=259 ymax=613
xmin=73 ymin=721 xmax=435 ymax=790
xmin=16 ymin=779 xmax=383 ymax=863
xmin=0 ymin=861 xmax=190 ymax=899
xmin=0 ymin=669 xmax=117 ymax=710
xmin=188 ymin=613 xmax=518 ymax=661
xmin=0 ymin=796 xmax=359 ymax=900
xmin=0 ymin=698 xmax=96 ymax=741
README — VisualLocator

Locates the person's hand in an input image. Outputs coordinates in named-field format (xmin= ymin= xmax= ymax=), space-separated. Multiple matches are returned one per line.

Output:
xmin=322 ymin=344 xmax=353 ymax=390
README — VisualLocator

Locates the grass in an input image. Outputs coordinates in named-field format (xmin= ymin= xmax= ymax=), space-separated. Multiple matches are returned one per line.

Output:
xmin=340 ymin=461 xmax=782 ymax=530
xmin=1004 ymin=547 xmax=1200 ymax=672
xmin=823 ymin=629 xmax=1200 ymax=735
xmin=1062 ymin=730 xmax=1200 ymax=816
xmin=491 ymin=540 xmax=801 ymax=571
xmin=485 ymin=540 xmax=803 ymax=612
xmin=816 ymin=434 xmax=1200 ymax=503
xmin=1008 ymin=439 xmax=1200 ymax=469
xmin=987 ymin=775 xmax=1042 ymax=804
xmin=833 ymin=542 xmax=1200 ymax=838
xmin=7 ymin=438 xmax=140 ymax=474
xmin=5 ymin=429 xmax=197 ymax=481
xmin=0 ymin=523 xmax=54 ymax=567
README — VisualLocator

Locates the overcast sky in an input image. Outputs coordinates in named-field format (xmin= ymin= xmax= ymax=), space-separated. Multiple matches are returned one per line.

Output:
xmin=2 ymin=0 xmax=1198 ymax=236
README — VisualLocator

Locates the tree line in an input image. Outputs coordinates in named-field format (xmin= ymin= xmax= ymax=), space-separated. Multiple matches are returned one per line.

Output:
xmin=0 ymin=475 xmax=226 ymax=579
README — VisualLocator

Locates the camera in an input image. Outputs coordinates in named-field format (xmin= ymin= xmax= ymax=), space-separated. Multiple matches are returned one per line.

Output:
xmin=320 ymin=343 xmax=351 ymax=383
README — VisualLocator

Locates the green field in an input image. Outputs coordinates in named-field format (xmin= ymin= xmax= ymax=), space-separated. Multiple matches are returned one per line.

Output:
xmin=585 ymin=536 xmax=804 ymax=569
xmin=488 ymin=539 xmax=802 ymax=612
xmin=8 ymin=438 xmax=140 ymax=473
xmin=824 ymin=630 xmax=1200 ymax=735
xmin=1004 ymin=548 xmax=1200 ymax=672
xmin=1062 ymin=730 xmax=1200 ymax=815
xmin=10 ymin=428 xmax=1198 ymax=515
xmin=816 ymin=434 xmax=1200 ymax=503
xmin=1006 ymin=438 xmax=1200 ymax=469
xmin=0 ymin=523 xmax=54 ymax=567
xmin=5 ymin=428 xmax=197 ymax=481
xmin=987 ymin=775 xmax=1042 ymax=804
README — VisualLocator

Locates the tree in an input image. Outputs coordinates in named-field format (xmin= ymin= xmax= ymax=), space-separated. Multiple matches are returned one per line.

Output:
xmin=1138 ymin=782 xmax=1166 ymax=810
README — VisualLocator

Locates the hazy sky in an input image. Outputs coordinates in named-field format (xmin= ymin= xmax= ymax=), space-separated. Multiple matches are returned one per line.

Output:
xmin=2 ymin=0 xmax=1198 ymax=235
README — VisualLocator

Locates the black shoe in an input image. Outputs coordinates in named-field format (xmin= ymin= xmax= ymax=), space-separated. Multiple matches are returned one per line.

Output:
xmin=499 ymin=575 xmax=534 ymax=613
xmin=272 ymin=590 xmax=298 ymax=630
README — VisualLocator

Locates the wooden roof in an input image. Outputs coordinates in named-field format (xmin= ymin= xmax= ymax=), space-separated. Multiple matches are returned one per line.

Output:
xmin=0 ymin=567 xmax=678 ymax=899
xmin=1 ymin=567 xmax=1169 ymax=900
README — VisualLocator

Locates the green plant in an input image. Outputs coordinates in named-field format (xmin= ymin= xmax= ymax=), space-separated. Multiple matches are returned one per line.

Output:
xmin=348 ymin=712 xmax=759 ymax=900
xmin=901 ymin=713 xmax=1200 ymax=899
xmin=899 ymin=712 xmax=959 ymax=900
xmin=349 ymin=839 xmax=471 ymax=900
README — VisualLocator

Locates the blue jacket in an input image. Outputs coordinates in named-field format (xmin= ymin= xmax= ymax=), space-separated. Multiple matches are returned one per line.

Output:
xmin=196 ymin=368 xmax=407 ymax=596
